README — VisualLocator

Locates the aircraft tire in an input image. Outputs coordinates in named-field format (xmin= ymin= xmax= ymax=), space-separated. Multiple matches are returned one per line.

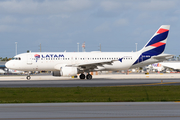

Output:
xmin=79 ymin=74 xmax=85 ymax=79
xmin=26 ymin=76 xmax=31 ymax=80
xmin=86 ymin=74 xmax=92 ymax=80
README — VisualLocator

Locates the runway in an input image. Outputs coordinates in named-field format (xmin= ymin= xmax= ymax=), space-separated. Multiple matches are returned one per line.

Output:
xmin=1 ymin=75 xmax=180 ymax=120
xmin=0 ymin=74 xmax=180 ymax=87
xmin=0 ymin=102 xmax=180 ymax=120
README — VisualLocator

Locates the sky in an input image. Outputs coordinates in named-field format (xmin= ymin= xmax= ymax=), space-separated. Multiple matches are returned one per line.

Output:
xmin=0 ymin=0 xmax=180 ymax=58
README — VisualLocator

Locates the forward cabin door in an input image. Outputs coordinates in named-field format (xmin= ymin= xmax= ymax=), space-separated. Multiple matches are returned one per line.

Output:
xmin=27 ymin=53 xmax=32 ymax=65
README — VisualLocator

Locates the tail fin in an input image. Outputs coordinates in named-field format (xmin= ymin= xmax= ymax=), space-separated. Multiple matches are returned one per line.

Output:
xmin=140 ymin=25 xmax=170 ymax=56
xmin=133 ymin=25 xmax=170 ymax=65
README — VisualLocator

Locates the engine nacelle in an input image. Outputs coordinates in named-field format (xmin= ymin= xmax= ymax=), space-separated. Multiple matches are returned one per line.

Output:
xmin=52 ymin=71 xmax=61 ymax=76
xmin=52 ymin=67 xmax=78 ymax=77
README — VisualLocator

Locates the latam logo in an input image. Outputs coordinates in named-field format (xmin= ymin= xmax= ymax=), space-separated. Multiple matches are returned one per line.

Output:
xmin=119 ymin=58 xmax=123 ymax=62
xmin=41 ymin=54 xmax=64 ymax=58
xmin=34 ymin=54 xmax=40 ymax=62
xmin=34 ymin=54 xmax=65 ymax=62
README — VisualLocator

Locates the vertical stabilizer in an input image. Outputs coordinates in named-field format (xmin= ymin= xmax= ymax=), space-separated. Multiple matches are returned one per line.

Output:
xmin=133 ymin=25 xmax=170 ymax=65
xmin=140 ymin=25 xmax=170 ymax=55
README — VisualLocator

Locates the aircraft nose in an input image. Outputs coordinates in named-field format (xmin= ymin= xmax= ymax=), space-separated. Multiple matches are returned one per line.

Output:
xmin=5 ymin=61 xmax=12 ymax=69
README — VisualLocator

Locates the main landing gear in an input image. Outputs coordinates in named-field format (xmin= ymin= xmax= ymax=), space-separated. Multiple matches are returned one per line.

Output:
xmin=26 ymin=72 xmax=31 ymax=80
xmin=79 ymin=73 xmax=92 ymax=80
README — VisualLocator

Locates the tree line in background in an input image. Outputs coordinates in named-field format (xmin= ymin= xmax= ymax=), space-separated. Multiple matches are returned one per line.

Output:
xmin=0 ymin=50 xmax=29 ymax=61
xmin=172 ymin=55 xmax=180 ymax=61
xmin=0 ymin=57 xmax=12 ymax=61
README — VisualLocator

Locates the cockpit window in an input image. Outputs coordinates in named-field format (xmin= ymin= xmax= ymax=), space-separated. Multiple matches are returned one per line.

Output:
xmin=12 ymin=57 xmax=21 ymax=60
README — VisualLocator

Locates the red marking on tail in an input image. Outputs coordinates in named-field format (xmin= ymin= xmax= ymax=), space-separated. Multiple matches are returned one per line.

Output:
xmin=150 ymin=42 xmax=166 ymax=47
xmin=157 ymin=28 xmax=168 ymax=34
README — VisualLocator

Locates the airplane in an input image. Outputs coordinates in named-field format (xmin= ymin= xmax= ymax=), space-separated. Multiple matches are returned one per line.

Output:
xmin=160 ymin=62 xmax=180 ymax=71
xmin=0 ymin=69 xmax=5 ymax=74
xmin=0 ymin=65 xmax=6 ymax=74
xmin=146 ymin=63 xmax=165 ymax=72
xmin=5 ymin=25 xmax=173 ymax=80
xmin=7 ymin=68 xmax=24 ymax=74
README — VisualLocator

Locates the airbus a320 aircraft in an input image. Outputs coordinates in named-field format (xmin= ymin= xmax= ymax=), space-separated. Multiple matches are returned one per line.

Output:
xmin=5 ymin=25 xmax=173 ymax=80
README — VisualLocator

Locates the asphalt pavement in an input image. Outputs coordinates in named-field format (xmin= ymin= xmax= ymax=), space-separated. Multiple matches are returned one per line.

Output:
xmin=0 ymin=102 xmax=180 ymax=120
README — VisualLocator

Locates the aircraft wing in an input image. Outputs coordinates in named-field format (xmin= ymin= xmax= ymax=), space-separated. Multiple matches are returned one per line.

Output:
xmin=54 ymin=60 xmax=119 ymax=71
xmin=160 ymin=62 xmax=180 ymax=70
xmin=73 ymin=60 xmax=119 ymax=71
xmin=151 ymin=54 xmax=174 ymax=61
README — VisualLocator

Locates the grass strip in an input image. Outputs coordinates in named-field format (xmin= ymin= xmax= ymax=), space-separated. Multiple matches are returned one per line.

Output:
xmin=0 ymin=86 xmax=180 ymax=103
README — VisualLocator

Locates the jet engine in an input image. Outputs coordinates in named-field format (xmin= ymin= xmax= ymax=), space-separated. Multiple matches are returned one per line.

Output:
xmin=52 ymin=67 xmax=78 ymax=77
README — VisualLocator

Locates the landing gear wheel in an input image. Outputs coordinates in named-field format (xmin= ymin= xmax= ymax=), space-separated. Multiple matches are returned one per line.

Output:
xmin=86 ymin=74 xmax=92 ymax=80
xmin=79 ymin=74 xmax=85 ymax=79
xmin=26 ymin=72 xmax=31 ymax=80
xmin=26 ymin=76 xmax=31 ymax=80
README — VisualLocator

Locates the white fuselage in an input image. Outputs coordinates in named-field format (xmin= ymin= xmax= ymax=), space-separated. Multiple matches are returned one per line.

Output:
xmin=5 ymin=51 xmax=159 ymax=72
xmin=160 ymin=62 xmax=180 ymax=70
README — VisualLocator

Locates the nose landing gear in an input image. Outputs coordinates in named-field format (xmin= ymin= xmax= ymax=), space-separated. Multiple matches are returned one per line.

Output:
xmin=26 ymin=72 xmax=31 ymax=80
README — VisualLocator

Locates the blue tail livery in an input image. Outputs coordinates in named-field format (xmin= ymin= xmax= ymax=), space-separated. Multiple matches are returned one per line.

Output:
xmin=133 ymin=25 xmax=170 ymax=65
